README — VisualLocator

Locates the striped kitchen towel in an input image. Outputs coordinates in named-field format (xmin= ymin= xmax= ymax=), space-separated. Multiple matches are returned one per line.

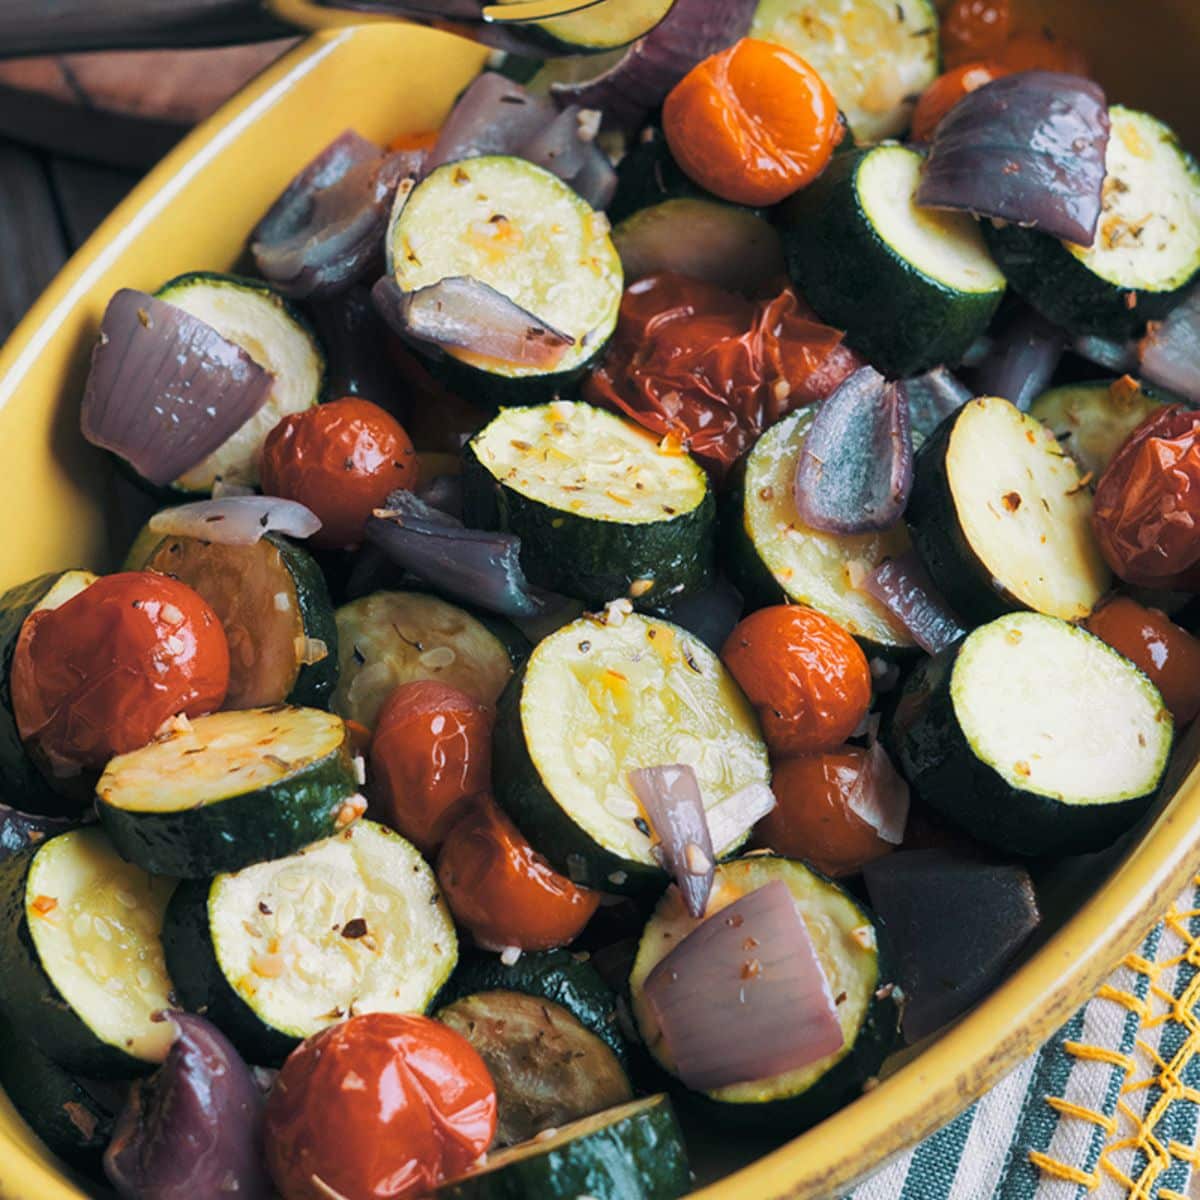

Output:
xmin=849 ymin=877 xmax=1200 ymax=1200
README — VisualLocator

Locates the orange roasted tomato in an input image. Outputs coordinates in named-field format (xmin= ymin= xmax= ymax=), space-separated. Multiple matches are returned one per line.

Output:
xmin=437 ymin=795 xmax=600 ymax=952
xmin=910 ymin=61 xmax=1011 ymax=143
xmin=264 ymin=1013 xmax=496 ymax=1200
xmin=1092 ymin=406 xmax=1200 ymax=591
xmin=11 ymin=572 xmax=229 ymax=772
xmin=941 ymin=0 xmax=1012 ymax=68
xmin=663 ymin=37 xmax=845 ymax=207
xmin=585 ymin=273 xmax=862 ymax=479
xmin=260 ymin=396 xmax=417 ymax=550
xmin=721 ymin=605 xmax=871 ymax=756
xmin=369 ymin=680 xmax=492 ymax=855
xmin=755 ymin=748 xmax=893 ymax=877
xmin=1086 ymin=596 xmax=1200 ymax=726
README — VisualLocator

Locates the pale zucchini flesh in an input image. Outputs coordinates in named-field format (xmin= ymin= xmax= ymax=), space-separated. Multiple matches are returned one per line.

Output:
xmin=25 ymin=828 xmax=176 ymax=1065
xmin=332 ymin=591 xmax=516 ymax=729
xmin=520 ymin=614 xmax=770 ymax=869
xmin=390 ymin=156 xmax=622 ymax=378
xmin=209 ymin=821 xmax=456 ymax=1040
xmin=952 ymin=613 xmax=1172 ymax=806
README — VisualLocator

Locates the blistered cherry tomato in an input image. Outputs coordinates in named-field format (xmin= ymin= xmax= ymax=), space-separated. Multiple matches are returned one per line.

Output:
xmin=910 ymin=61 xmax=1011 ymax=143
xmin=755 ymin=748 xmax=892 ymax=877
xmin=721 ymin=605 xmax=871 ymax=755
xmin=996 ymin=30 xmax=1089 ymax=75
xmin=942 ymin=0 xmax=1012 ymax=68
xmin=369 ymin=681 xmax=492 ymax=854
xmin=1092 ymin=405 xmax=1200 ymax=590
xmin=663 ymin=38 xmax=845 ymax=207
xmin=1086 ymin=596 xmax=1200 ymax=726
xmin=585 ymin=273 xmax=862 ymax=479
xmin=388 ymin=128 xmax=439 ymax=153
xmin=437 ymin=796 xmax=600 ymax=952
xmin=260 ymin=397 xmax=417 ymax=550
xmin=12 ymin=572 xmax=229 ymax=772
xmin=265 ymin=1013 xmax=496 ymax=1200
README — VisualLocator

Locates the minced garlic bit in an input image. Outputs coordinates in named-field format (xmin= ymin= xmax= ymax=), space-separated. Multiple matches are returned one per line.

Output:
xmin=499 ymin=945 xmax=522 ymax=967
xmin=353 ymin=756 xmax=366 ymax=786
xmin=602 ymin=598 xmax=634 ymax=627
xmin=628 ymin=578 xmax=655 ymax=599
xmin=296 ymin=637 xmax=329 ymax=666
xmin=607 ymin=870 xmax=628 ymax=887
xmin=684 ymin=842 xmax=713 ymax=876
xmin=335 ymin=794 xmax=368 ymax=829
xmin=849 ymin=924 xmax=877 ymax=951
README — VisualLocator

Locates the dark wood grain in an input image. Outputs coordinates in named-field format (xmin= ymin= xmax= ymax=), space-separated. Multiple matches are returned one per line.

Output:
xmin=49 ymin=156 xmax=137 ymax=248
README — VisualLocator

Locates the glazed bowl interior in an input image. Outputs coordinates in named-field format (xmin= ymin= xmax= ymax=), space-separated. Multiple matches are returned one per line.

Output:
xmin=0 ymin=9 xmax=1199 ymax=1199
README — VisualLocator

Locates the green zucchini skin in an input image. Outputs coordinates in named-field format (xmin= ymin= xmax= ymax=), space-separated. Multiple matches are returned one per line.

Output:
xmin=0 ymin=1013 xmax=122 ymax=1173
xmin=984 ymin=222 xmax=1192 ymax=340
xmin=96 ymin=733 xmax=358 ymax=879
xmin=162 ymin=879 xmax=298 ymax=1066
xmin=0 ymin=851 xmax=149 ymax=1078
xmin=885 ymin=644 xmax=1156 ymax=857
xmin=463 ymin=444 xmax=715 ymax=611
xmin=428 ymin=341 xmax=608 ymax=412
xmin=781 ymin=148 xmax=1004 ymax=376
xmin=435 ymin=1095 xmax=691 ymax=1200
xmin=608 ymin=130 xmax=712 ymax=225
xmin=435 ymin=949 xmax=630 ymax=1069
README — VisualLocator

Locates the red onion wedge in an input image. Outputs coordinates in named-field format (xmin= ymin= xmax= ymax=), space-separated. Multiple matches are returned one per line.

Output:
xmin=372 ymin=275 xmax=573 ymax=371
xmin=0 ymin=804 xmax=75 ymax=863
xmin=550 ymin=0 xmax=757 ymax=132
xmin=81 ymin=289 xmax=272 ymax=488
xmin=1139 ymin=285 xmax=1200 ymax=403
xmin=251 ymin=131 xmax=419 ymax=301
xmin=629 ymin=764 xmax=715 ymax=918
xmin=148 ymin=497 xmax=321 ymax=547
xmin=970 ymin=306 xmax=1065 ymax=412
xmin=104 ymin=1013 xmax=271 ymax=1200
xmin=846 ymin=741 xmax=910 ymax=846
xmin=794 ymin=366 xmax=913 ymax=534
xmin=705 ymin=782 xmax=776 ymax=852
xmin=365 ymin=489 xmax=546 ymax=620
xmin=1073 ymin=332 xmax=1138 ymax=374
xmin=902 ymin=367 xmax=973 ymax=440
xmin=643 ymin=881 xmax=844 ymax=1091
xmin=917 ymin=72 xmax=1110 ymax=248
xmin=861 ymin=552 xmax=967 ymax=656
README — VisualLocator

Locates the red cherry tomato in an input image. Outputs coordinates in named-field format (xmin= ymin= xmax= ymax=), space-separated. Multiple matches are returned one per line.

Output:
xmin=663 ymin=38 xmax=845 ymax=207
xmin=265 ymin=1013 xmax=496 ymax=1200
xmin=1086 ymin=596 xmax=1200 ymax=726
xmin=437 ymin=796 xmax=600 ymax=952
xmin=260 ymin=397 xmax=417 ymax=550
xmin=721 ymin=605 xmax=872 ymax=756
xmin=910 ymin=61 xmax=1011 ymax=143
xmin=369 ymin=681 xmax=492 ymax=855
xmin=941 ymin=0 xmax=1012 ymax=68
xmin=755 ymin=748 xmax=893 ymax=877
xmin=585 ymin=273 xmax=863 ymax=479
xmin=1092 ymin=406 xmax=1200 ymax=590
xmin=11 ymin=572 xmax=229 ymax=772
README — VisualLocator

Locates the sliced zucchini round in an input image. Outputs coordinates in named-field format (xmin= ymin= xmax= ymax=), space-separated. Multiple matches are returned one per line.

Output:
xmin=95 ymin=706 xmax=360 ymax=878
xmin=783 ymin=144 xmax=1005 ymax=376
xmin=164 ymin=820 xmax=456 ymax=1065
xmin=751 ymin=0 xmax=940 ymax=143
xmin=887 ymin=612 xmax=1173 ymax=856
xmin=155 ymin=272 xmax=325 ymax=493
xmin=436 ymin=1094 xmax=690 ymax=1200
xmin=906 ymin=396 xmax=1110 ymax=624
xmin=133 ymin=530 xmax=338 ymax=710
xmin=1029 ymin=378 xmax=1167 ymax=479
xmin=985 ymin=107 xmax=1200 ymax=338
xmin=464 ymin=401 xmax=714 ymax=609
xmin=724 ymin=408 xmax=915 ymax=656
xmin=491 ymin=0 xmax=672 ymax=52
xmin=0 ymin=827 xmax=176 ymax=1077
xmin=388 ymin=156 xmax=623 ymax=407
xmin=493 ymin=612 xmax=770 ymax=893
xmin=629 ymin=855 xmax=899 ymax=1129
xmin=331 ymin=590 xmax=522 ymax=730
xmin=0 ymin=570 xmax=98 ymax=817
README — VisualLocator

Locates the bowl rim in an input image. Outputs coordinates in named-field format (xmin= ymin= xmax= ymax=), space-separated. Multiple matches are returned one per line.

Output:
xmin=1 ymin=24 xmax=1198 ymax=1200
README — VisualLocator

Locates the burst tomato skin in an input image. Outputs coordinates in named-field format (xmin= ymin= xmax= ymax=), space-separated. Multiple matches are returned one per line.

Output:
xmin=260 ymin=396 xmax=417 ymax=550
xmin=663 ymin=38 xmax=845 ymax=207
xmin=756 ymin=748 xmax=892 ymax=877
xmin=1092 ymin=406 xmax=1200 ymax=591
xmin=1086 ymin=596 xmax=1200 ymax=726
xmin=369 ymin=680 xmax=493 ymax=855
xmin=437 ymin=795 xmax=599 ymax=952
xmin=11 ymin=571 xmax=229 ymax=771
xmin=264 ymin=1013 xmax=496 ymax=1200
xmin=910 ymin=62 xmax=1011 ymax=143
xmin=721 ymin=606 xmax=871 ymax=756
xmin=942 ymin=0 xmax=1012 ymax=67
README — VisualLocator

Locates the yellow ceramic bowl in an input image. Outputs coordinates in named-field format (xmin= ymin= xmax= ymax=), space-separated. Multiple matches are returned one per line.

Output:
xmin=1 ymin=13 xmax=1199 ymax=1200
